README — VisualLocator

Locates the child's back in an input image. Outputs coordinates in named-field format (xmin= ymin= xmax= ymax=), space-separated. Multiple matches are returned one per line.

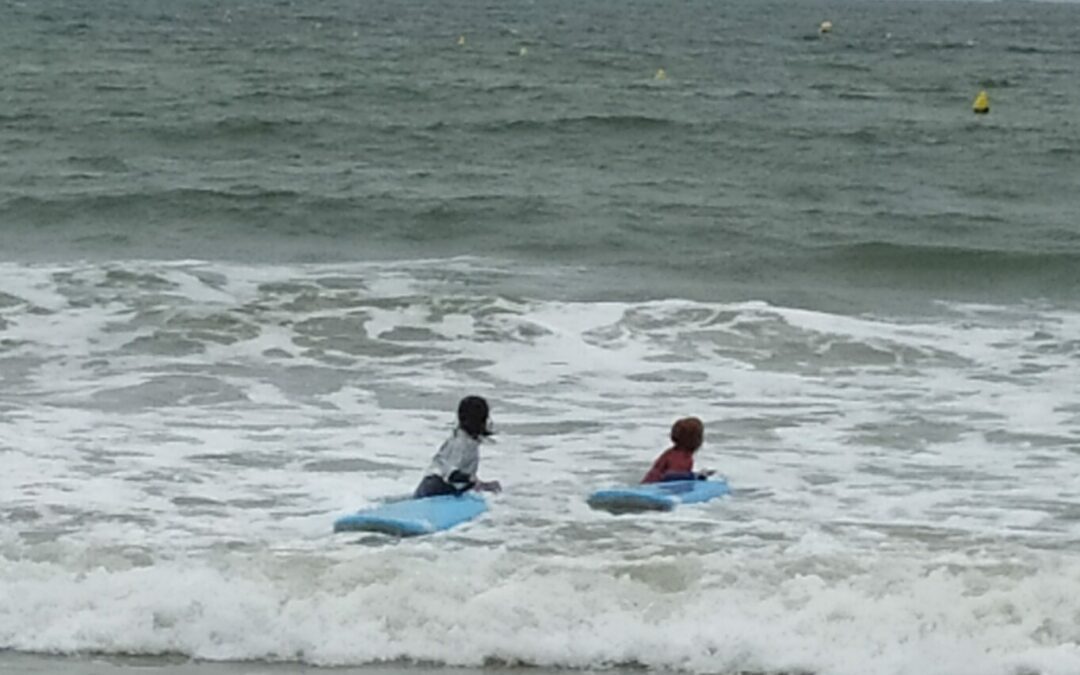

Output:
xmin=642 ymin=417 xmax=707 ymax=483
xmin=414 ymin=396 xmax=500 ymax=498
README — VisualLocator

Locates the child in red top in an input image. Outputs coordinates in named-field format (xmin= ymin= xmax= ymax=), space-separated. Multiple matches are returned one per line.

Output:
xmin=642 ymin=417 xmax=712 ymax=483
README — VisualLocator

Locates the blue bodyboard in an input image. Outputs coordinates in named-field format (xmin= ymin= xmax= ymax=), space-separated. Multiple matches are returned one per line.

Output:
xmin=587 ymin=479 xmax=729 ymax=514
xmin=334 ymin=493 xmax=487 ymax=536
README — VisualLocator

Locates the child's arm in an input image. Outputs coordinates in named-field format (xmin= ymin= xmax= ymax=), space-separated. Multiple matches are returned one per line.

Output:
xmin=642 ymin=454 xmax=670 ymax=483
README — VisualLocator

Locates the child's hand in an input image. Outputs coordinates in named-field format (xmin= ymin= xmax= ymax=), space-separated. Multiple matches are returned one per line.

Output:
xmin=477 ymin=480 xmax=502 ymax=493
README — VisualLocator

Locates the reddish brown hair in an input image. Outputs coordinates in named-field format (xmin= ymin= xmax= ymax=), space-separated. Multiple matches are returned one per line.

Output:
xmin=670 ymin=417 xmax=704 ymax=452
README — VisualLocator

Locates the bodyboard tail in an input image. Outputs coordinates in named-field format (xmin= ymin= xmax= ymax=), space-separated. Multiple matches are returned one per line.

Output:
xmin=334 ymin=492 xmax=487 ymax=536
xmin=587 ymin=479 xmax=729 ymax=514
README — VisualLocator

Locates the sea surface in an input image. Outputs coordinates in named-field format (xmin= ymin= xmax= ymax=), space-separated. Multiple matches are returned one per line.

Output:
xmin=2 ymin=0 xmax=1080 ymax=674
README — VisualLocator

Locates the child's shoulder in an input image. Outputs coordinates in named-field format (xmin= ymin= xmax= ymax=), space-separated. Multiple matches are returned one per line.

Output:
xmin=445 ymin=427 xmax=479 ymax=446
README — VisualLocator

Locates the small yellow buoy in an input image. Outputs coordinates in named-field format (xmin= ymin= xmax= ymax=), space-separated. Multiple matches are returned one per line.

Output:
xmin=819 ymin=20 xmax=833 ymax=34
xmin=973 ymin=90 xmax=989 ymax=114
xmin=457 ymin=35 xmax=466 ymax=46
xmin=654 ymin=68 xmax=667 ymax=81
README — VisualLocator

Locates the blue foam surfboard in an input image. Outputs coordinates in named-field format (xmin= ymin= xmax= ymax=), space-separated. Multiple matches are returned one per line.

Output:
xmin=334 ymin=493 xmax=487 ymax=536
xmin=587 ymin=479 xmax=729 ymax=514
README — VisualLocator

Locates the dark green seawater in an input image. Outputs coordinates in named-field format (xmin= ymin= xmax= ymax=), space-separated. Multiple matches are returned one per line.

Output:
xmin=3 ymin=0 xmax=1079 ymax=308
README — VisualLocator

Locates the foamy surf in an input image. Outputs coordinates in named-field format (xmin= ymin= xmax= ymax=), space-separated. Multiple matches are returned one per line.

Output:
xmin=1 ymin=259 xmax=1079 ymax=674
xmin=2 ymin=540 xmax=1080 ymax=675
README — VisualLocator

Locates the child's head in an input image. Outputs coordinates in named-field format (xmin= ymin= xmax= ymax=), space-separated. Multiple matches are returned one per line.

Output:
xmin=457 ymin=395 xmax=493 ymax=438
xmin=670 ymin=417 xmax=704 ymax=452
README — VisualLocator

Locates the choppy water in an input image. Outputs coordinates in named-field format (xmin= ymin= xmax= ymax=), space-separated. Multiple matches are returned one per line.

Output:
xmin=2 ymin=0 xmax=1080 ymax=674
xmin=4 ymin=0 xmax=1080 ymax=305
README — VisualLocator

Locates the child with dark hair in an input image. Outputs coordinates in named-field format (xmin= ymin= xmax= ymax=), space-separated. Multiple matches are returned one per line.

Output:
xmin=413 ymin=396 xmax=502 ymax=498
xmin=642 ymin=417 xmax=713 ymax=483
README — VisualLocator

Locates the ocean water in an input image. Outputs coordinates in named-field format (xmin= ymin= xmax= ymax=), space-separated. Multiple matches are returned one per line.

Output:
xmin=2 ymin=0 xmax=1080 ymax=674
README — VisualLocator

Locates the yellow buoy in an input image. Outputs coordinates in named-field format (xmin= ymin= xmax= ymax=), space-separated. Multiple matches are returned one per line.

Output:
xmin=973 ymin=90 xmax=989 ymax=114
xmin=519 ymin=46 xmax=528 ymax=56
xmin=457 ymin=35 xmax=466 ymax=46
xmin=654 ymin=68 xmax=667 ymax=80
xmin=819 ymin=20 xmax=833 ymax=34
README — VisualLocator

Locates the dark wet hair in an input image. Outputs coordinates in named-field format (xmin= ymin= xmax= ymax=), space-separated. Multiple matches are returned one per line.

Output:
xmin=671 ymin=417 xmax=704 ymax=452
xmin=458 ymin=395 xmax=491 ymax=437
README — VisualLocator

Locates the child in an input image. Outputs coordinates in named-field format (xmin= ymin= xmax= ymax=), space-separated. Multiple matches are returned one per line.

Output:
xmin=414 ymin=395 xmax=502 ymax=498
xmin=642 ymin=416 xmax=713 ymax=483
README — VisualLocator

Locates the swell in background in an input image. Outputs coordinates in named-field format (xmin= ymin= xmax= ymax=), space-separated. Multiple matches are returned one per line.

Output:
xmin=2 ymin=0 xmax=1080 ymax=307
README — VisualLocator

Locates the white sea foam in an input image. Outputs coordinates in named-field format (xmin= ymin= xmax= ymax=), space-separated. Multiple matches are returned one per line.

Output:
xmin=1 ymin=259 xmax=1079 ymax=674
xmin=2 ymin=541 xmax=1080 ymax=675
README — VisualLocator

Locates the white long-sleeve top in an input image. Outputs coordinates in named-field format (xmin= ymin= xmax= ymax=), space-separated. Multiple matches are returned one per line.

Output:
xmin=425 ymin=427 xmax=481 ymax=481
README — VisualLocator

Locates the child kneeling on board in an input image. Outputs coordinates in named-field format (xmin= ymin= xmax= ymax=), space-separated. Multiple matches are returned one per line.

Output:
xmin=642 ymin=416 xmax=714 ymax=483
xmin=414 ymin=395 xmax=502 ymax=498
